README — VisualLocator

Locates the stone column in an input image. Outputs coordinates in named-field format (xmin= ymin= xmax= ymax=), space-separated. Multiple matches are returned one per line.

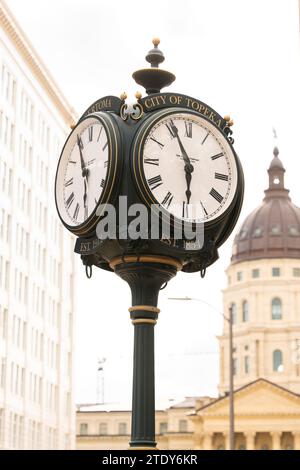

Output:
xmin=224 ymin=433 xmax=230 ymax=450
xmin=245 ymin=432 xmax=256 ymax=450
xmin=202 ymin=433 xmax=213 ymax=450
xmin=294 ymin=432 xmax=300 ymax=450
xmin=271 ymin=431 xmax=281 ymax=450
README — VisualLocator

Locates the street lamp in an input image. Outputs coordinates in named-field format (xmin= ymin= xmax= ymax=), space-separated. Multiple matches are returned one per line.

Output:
xmin=168 ymin=296 xmax=235 ymax=450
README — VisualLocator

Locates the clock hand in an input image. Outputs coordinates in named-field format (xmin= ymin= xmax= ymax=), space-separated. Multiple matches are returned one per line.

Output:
xmin=185 ymin=164 xmax=193 ymax=205
xmin=169 ymin=121 xmax=194 ymax=172
xmin=169 ymin=121 xmax=194 ymax=205
xmin=77 ymin=134 xmax=86 ymax=172
xmin=83 ymin=176 xmax=88 ymax=220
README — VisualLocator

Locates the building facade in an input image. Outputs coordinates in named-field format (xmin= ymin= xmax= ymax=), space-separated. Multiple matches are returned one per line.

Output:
xmin=0 ymin=0 xmax=77 ymax=449
xmin=76 ymin=148 xmax=300 ymax=450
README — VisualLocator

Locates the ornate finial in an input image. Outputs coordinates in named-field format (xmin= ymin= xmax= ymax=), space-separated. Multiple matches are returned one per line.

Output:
xmin=272 ymin=127 xmax=277 ymax=140
xmin=120 ymin=92 xmax=127 ymax=101
xmin=146 ymin=37 xmax=165 ymax=68
xmin=273 ymin=146 xmax=279 ymax=157
xmin=224 ymin=115 xmax=231 ymax=122
xmin=132 ymin=39 xmax=176 ymax=95
xmin=135 ymin=91 xmax=142 ymax=100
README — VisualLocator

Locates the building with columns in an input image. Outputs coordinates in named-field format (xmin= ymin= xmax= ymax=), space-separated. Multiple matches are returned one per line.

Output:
xmin=76 ymin=148 xmax=300 ymax=450
xmin=193 ymin=147 xmax=300 ymax=450
xmin=0 ymin=0 xmax=77 ymax=448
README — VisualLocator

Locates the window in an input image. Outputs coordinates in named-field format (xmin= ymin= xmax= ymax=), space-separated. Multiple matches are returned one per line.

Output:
xmin=118 ymin=422 xmax=127 ymax=435
xmin=179 ymin=419 xmax=188 ymax=432
xmin=233 ymin=358 xmax=238 ymax=376
xmin=252 ymin=269 xmax=260 ymax=278
xmin=293 ymin=268 xmax=300 ymax=277
xmin=159 ymin=422 xmax=168 ymax=434
xmin=272 ymin=267 xmax=280 ymax=277
xmin=253 ymin=227 xmax=263 ymax=237
xmin=244 ymin=356 xmax=250 ymax=374
xmin=80 ymin=423 xmax=88 ymax=435
xmin=242 ymin=301 xmax=249 ymax=322
xmin=237 ymin=271 xmax=243 ymax=281
xmin=99 ymin=423 xmax=108 ymax=435
xmin=230 ymin=303 xmax=237 ymax=324
xmin=273 ymin=350 xmax=283 ymax=372
xmin=272 ymin=298 xmax=282 ymax=320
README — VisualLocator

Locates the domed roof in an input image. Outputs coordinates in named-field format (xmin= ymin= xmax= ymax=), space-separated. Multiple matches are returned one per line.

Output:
xmin=231 ymin=148 xmax=300 ymax=264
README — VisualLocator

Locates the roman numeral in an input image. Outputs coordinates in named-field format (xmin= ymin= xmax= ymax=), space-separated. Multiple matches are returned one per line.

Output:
xmin=147 ymin=175 xmax=163 ymax=190
xmin=150 ymin=137 xmax=164 ymax=149
xmin=161 ymin=191 xmax=174 ymax=209
xmin=102 ymin=141 xmax=108 ymax=151
xmin=166 ymin=120 xmax=177 ymax=138
xmin=88 ymin=126 xmax=93 ymax=141
xmin=215 ymin=172 xmax=228 ymax=181
xmin=100 ymin=178 xmax=105 ymax=188
xmin=201 ymin=132 xmax=209 ymax=145
xmin=211 ymin=152 xmax=224 ymax=160
xmin=73 ymin=203 xmax=80 ymax=220
xmin=97 ymin=126 xmax=103 ymax=141
xmin=144 ymin=158 xmax=159 ymax=166
xmin=77 ymin=135 xmax=83 ymax=149
xmin=66 ymin=192 xmax=74 ymax=209
xmin=104 ymin=160 xmax=108 ymax=168
xmin=210 ymin=188 xmax=223 ymax=203
xmin=182 ymin=201 xmax=188 ymax=218
xmin=184 ymin=122 xmax=192 ymax=138
xmin=69 ymin=160 xmax=76 ymax=164
xmin=64 ymin=177 xmax=73 ymax=187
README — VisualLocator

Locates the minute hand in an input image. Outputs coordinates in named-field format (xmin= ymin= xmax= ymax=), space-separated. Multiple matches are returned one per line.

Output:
xmin=171 ymin=124 xmax=193 ymax=168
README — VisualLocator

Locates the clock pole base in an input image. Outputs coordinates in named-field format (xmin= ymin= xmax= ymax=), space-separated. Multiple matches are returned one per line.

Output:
xmin=112 ymin=255 xmax=181 ymax=449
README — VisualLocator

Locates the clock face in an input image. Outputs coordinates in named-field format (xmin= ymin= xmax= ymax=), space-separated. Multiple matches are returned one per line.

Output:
xmin=55 ymin=115 xmax=112 ymax=232
xmin=136 ymin=111 xmax=238 ymax=224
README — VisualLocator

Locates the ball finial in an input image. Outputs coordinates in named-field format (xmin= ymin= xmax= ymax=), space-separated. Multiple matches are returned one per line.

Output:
xmin=120 ymin=92 xmax=127 ymax=101
xmin=224 ymin=115 xmax=231 ymax=122
xmin=152 ymin=37 xmax=160 ymax=47
xmin=135 ymin=91 xmax=142 ymax=100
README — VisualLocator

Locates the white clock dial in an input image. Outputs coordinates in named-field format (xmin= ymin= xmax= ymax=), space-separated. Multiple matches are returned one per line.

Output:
xmin=140 ymin=112 xmax=238 ymax=223
xmin=55 ymin=116 xmax=109 ymax=229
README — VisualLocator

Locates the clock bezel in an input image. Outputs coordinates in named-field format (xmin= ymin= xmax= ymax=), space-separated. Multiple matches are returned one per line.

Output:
xmin=131 ymin=107 xmax=241 ymax=229
xmin=55 ymin=112 xmax=121 ymax=236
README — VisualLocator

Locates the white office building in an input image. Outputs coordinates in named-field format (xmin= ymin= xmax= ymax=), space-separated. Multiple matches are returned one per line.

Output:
xmin=0 ymin=0 xmax=77 ymax=448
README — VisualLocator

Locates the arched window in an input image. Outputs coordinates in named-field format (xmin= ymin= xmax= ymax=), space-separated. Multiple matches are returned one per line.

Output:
xmin=272 ymin=298 xmax=282 ymax=320
xmin=230 ymin=303 xmax=237 ymax=324
xmin=242 ymin=301 xmax=249 ymax=322
xmin=273 ymin=349 xmax=283 ymax=372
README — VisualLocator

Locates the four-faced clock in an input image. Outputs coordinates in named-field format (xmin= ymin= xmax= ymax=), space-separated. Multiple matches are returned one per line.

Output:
xmin=55 ymin=113 xmax=120 ymax=236
xmin=132 ymin=109 xmax=238 ymax=227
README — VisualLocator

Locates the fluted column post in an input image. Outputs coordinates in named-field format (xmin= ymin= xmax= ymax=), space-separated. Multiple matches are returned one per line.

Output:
xmin=113 ymin=255 xmax=180 ymax=449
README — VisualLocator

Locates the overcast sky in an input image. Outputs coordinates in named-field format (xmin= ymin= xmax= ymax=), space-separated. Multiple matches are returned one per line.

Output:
xmin=5 ymin=0 xmax=300 ymax=407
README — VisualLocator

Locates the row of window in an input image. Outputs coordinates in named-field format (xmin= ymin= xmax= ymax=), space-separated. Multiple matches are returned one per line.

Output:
xmin=1 ymin=64 xmax=58 ymax=151
xmin=79 ymin=419 xmax=188 ymax=436
xmin=232 ymin=349 xmax=284 ymax=376
xmin=234 ymin=267 xmax=300 ymax=283
xmin=230 ymin=297 xmax=283 ymax=324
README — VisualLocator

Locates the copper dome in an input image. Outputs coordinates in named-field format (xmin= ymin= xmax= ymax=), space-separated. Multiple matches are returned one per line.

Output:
xmin=231 ymin=148 xmax=300 ymax=264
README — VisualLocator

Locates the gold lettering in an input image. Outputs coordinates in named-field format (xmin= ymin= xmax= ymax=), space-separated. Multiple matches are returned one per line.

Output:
xmin=209 ymin=111 xmax=216 ymax=122
xmin=144 ymin=98 xmax=153 ymax=109
xmin=192 ymin=101 xmax=199 ymax=111
xmin=81 ymin=242 xmax=91 ymax=252
xmin=160 ymin=95 xmax=167 ymax=104
xmin=185 ymin=98 xmax=192 ymax=108
xmin=169 ymin=95 xmax=178 ymax=104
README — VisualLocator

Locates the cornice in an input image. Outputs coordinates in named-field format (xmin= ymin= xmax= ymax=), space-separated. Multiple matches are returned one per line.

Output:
xmin=0 ymin=0 xmax=77 ymax=125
